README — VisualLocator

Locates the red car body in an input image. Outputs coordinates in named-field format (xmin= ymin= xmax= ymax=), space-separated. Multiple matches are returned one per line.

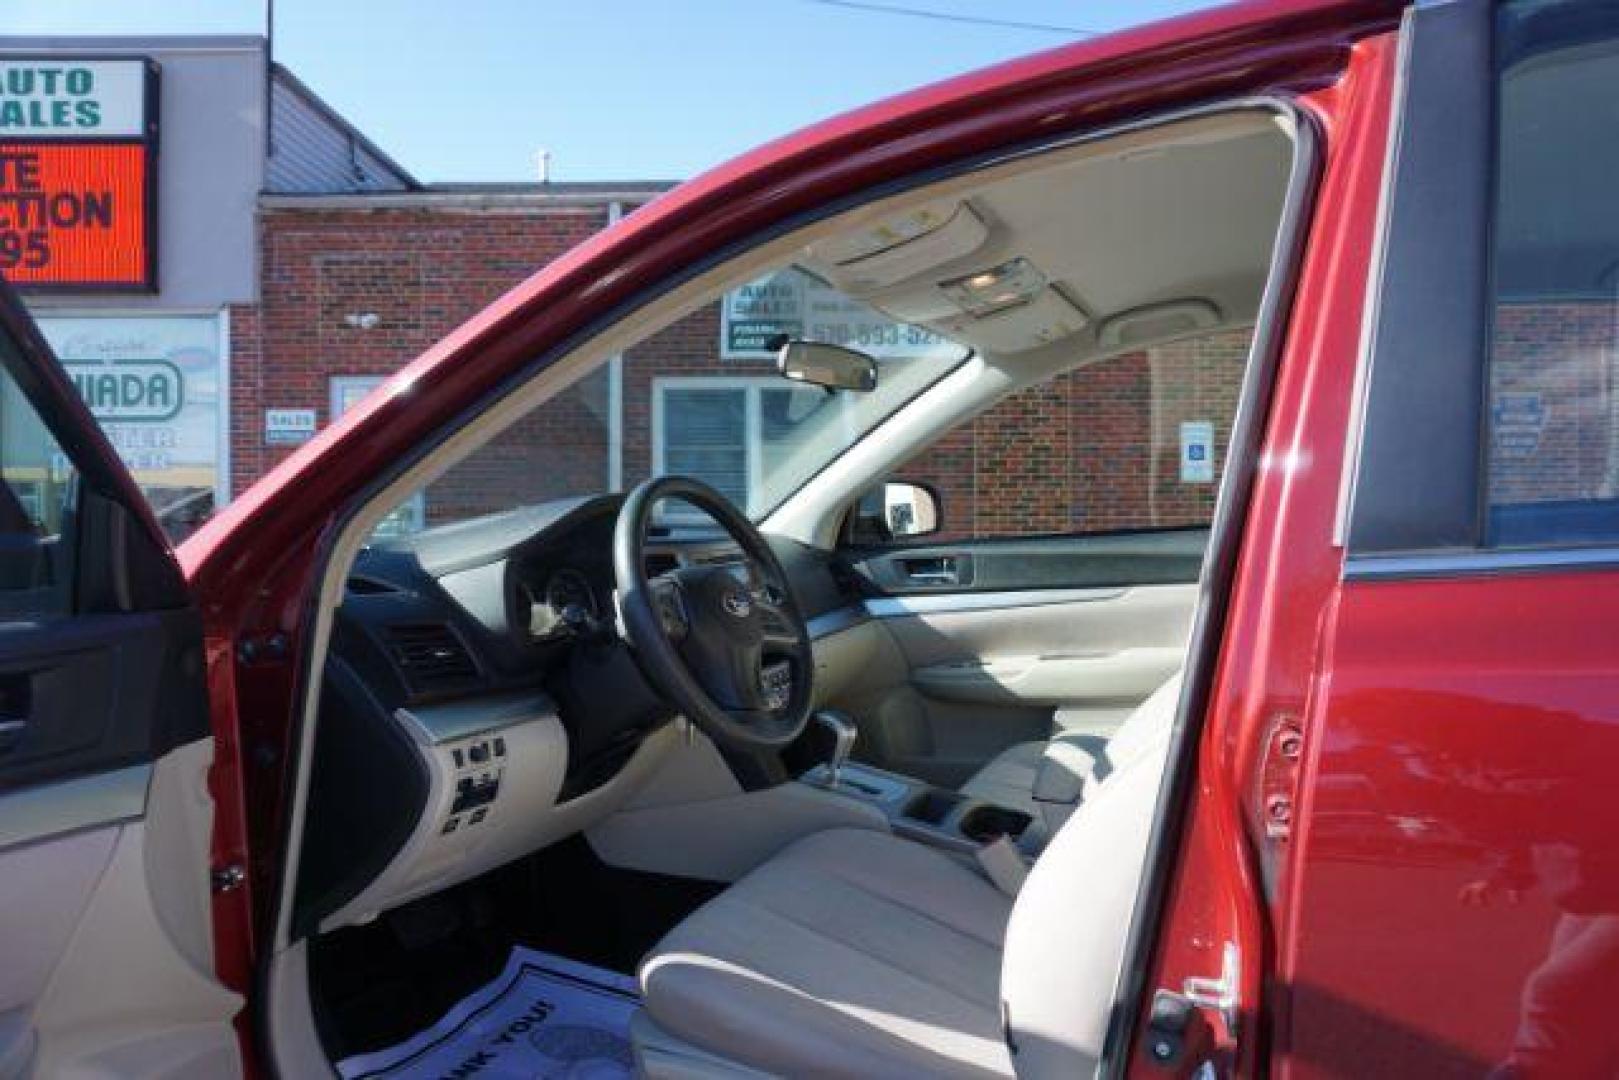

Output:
xmin=10 ymin=0 xmax=1615 ymax=1074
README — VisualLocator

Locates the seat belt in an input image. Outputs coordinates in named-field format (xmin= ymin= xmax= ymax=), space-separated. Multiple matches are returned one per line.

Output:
xmin=976 ymin=835 xmax=1030 ymax=897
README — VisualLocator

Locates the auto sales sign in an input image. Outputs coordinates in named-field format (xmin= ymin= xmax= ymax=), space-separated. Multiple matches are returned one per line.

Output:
xmin=0 ymin=58 xmax=158 ymax=289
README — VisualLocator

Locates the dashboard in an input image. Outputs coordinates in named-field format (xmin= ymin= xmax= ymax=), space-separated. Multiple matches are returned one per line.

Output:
xmin=293 ymin=493 xmax=854 ymax=936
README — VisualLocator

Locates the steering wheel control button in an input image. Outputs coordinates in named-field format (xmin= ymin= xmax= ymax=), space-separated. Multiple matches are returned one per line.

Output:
xmin=761 ymin=660 xmax=792 ymax=711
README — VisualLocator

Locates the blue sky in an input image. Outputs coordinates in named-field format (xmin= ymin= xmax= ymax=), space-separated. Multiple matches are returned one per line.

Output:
xmin=4 ymin=1 xmax=1208 ymax=181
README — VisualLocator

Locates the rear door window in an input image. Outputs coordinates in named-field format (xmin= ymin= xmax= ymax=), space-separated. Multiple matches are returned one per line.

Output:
xmin=1486 ymin=2 xmax=1619 ymax=548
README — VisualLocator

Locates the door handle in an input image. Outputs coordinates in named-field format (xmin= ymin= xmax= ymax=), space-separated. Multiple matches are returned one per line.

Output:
xmin=900 ymin=555 xmax=963 ymax=586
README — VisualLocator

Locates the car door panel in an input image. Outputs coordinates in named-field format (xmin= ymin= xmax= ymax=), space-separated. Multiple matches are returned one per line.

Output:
xmin=0 ymin=608 xmax=207 ymax=789
xmin=849 ymin=529 xmax=1207 ymax=593
xmin=814 ymin=580 xmax=1195 ymax=787
xmin=0 ymin=282 xmax=241 ymax=1077
xmin=909 ymin=645 xmax=1186 ymax=715
xmin=886 ymin=585 xmax=1192 ymax=779
xmin=0 ymin=821 xmax=115 ymax=1076
xmin=0 ymin=739 xmax=241 ymax=1079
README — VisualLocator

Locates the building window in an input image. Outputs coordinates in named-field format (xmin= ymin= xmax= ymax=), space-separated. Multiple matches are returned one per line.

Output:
xmin=329 ymin=375 xmax=385 ymax=419
xmin=330 ymin=375 xmax=425 ymax=535
xmin=1485 ymin=2 xmax=1619 ymax=548
xmin=652 ymin=377 xmax=838 ymax=520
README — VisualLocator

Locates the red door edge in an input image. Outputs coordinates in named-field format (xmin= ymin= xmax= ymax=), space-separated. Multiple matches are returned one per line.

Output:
xmin=1126 ymin=28 xmax=1399 ymax=1077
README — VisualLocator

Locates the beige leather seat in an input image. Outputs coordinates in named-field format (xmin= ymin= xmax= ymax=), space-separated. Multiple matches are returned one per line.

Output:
xmin=962 ymin=675 xmax=1184 ymax=820
xmin=632 ymin=676 xmax=1183 ymax=1078
xmin=959 ymin=733 xmax=1099 ymax=817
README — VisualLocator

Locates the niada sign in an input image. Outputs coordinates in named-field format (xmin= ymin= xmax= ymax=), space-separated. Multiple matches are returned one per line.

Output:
xmin=0 ymin=60 xmax=151 ymax=137
xmin=36 ymin=315 xmax=221 ymax=497
xmin=68 ymin=360 xmax=182 ymax=421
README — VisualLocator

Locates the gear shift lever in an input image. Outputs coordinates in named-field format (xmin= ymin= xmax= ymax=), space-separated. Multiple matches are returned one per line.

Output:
xmin=813 ymin=709 xmax=858 ymax=789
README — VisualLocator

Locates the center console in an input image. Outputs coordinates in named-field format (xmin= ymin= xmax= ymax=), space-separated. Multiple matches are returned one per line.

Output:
xmin=799 ymin=759 xmax=1035 ymax=856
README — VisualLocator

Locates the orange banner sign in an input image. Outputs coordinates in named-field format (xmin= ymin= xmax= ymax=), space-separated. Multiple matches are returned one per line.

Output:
xmin=0 ymin=142 xmax=153 ymax=289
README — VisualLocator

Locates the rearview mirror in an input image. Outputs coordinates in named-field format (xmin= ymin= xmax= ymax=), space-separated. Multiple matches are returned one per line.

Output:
xmin=774 ymin=339 xmax=878 ymax=392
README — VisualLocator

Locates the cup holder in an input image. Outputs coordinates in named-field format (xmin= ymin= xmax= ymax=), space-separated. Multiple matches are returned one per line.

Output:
xmin=902 ymin=789 xmax=965 ymax=827
xmin=959 ymin=804 xmax=1034 ymax=843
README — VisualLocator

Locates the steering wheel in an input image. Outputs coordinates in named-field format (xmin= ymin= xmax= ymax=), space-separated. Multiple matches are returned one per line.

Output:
xmin=613 ymin=476 xmax=816 ymax=751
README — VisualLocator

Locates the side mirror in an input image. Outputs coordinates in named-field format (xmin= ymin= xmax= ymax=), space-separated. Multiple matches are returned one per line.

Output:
xmin=851 ymin=481 xmax=940 ymax=543
xmin=774 ymin=339 xmax=878 ymax=393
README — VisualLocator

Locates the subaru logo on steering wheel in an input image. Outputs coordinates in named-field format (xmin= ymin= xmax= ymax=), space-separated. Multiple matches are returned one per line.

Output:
xmin=722 ymin=590 xmax=753 ymax=618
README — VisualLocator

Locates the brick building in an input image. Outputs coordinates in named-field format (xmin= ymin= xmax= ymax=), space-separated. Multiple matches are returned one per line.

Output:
xmin=235 ymin=187 xmax=1252 ymax=539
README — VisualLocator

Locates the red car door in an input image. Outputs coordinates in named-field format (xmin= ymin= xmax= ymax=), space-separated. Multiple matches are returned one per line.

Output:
xmin=1133 ymin=1 xmax=1619 ymax=1075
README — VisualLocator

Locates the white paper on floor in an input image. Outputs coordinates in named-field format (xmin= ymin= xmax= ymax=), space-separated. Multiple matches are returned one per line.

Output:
xmin=336 ymin=948 xmax=640 ymax=1080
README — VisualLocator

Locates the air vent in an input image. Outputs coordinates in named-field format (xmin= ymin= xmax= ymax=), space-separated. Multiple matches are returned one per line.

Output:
xmin=384 ymin=624 xmax=478 ymax=692
xmin=346 ymin=575 xmax=400 ymax=596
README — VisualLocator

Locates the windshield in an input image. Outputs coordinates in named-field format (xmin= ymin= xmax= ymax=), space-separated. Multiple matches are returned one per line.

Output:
xmin=372 ymin=265 xmax=969 ymax=539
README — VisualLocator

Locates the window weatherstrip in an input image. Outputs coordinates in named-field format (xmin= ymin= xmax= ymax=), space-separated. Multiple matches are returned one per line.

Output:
xmin=1345 ymin=545 xmax=1619 ymax=582
xmin=1333 ymin=9 xmax=1414 ymax=548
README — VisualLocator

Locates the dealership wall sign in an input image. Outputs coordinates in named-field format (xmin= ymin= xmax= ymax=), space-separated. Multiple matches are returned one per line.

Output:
xmin=265 ymin=408 xmax=317 ymax=446
xmin=36 ymin=314 xmax=220 ymax=500
xmin=721 ymin=268 xmax=959 ymax=362
xmin=70 ymin=359 xmax=182 ymax=421
xmin=0 ymin=57 xmax=158 ymax=289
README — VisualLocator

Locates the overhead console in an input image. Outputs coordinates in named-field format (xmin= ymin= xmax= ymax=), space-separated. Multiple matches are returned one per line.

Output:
xmin=802 ymin=197 xmax=1095 ymax=356
xmin=797 ymin=111 xmax=1291 ymax=361
xmin=809 ymin=200 xmax=991 ymax=292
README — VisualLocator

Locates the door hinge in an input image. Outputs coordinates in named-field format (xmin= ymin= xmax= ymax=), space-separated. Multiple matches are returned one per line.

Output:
xmin=1182 ymin=941 xmax=1241 ymax=1035
xmin=211 ymin=863 xmax=246 ymax=893
xmin=1143 ymin=942 xmax=1241 ymax=1068
xmin=1258 ymin=714 xmax=1304 ymax=842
